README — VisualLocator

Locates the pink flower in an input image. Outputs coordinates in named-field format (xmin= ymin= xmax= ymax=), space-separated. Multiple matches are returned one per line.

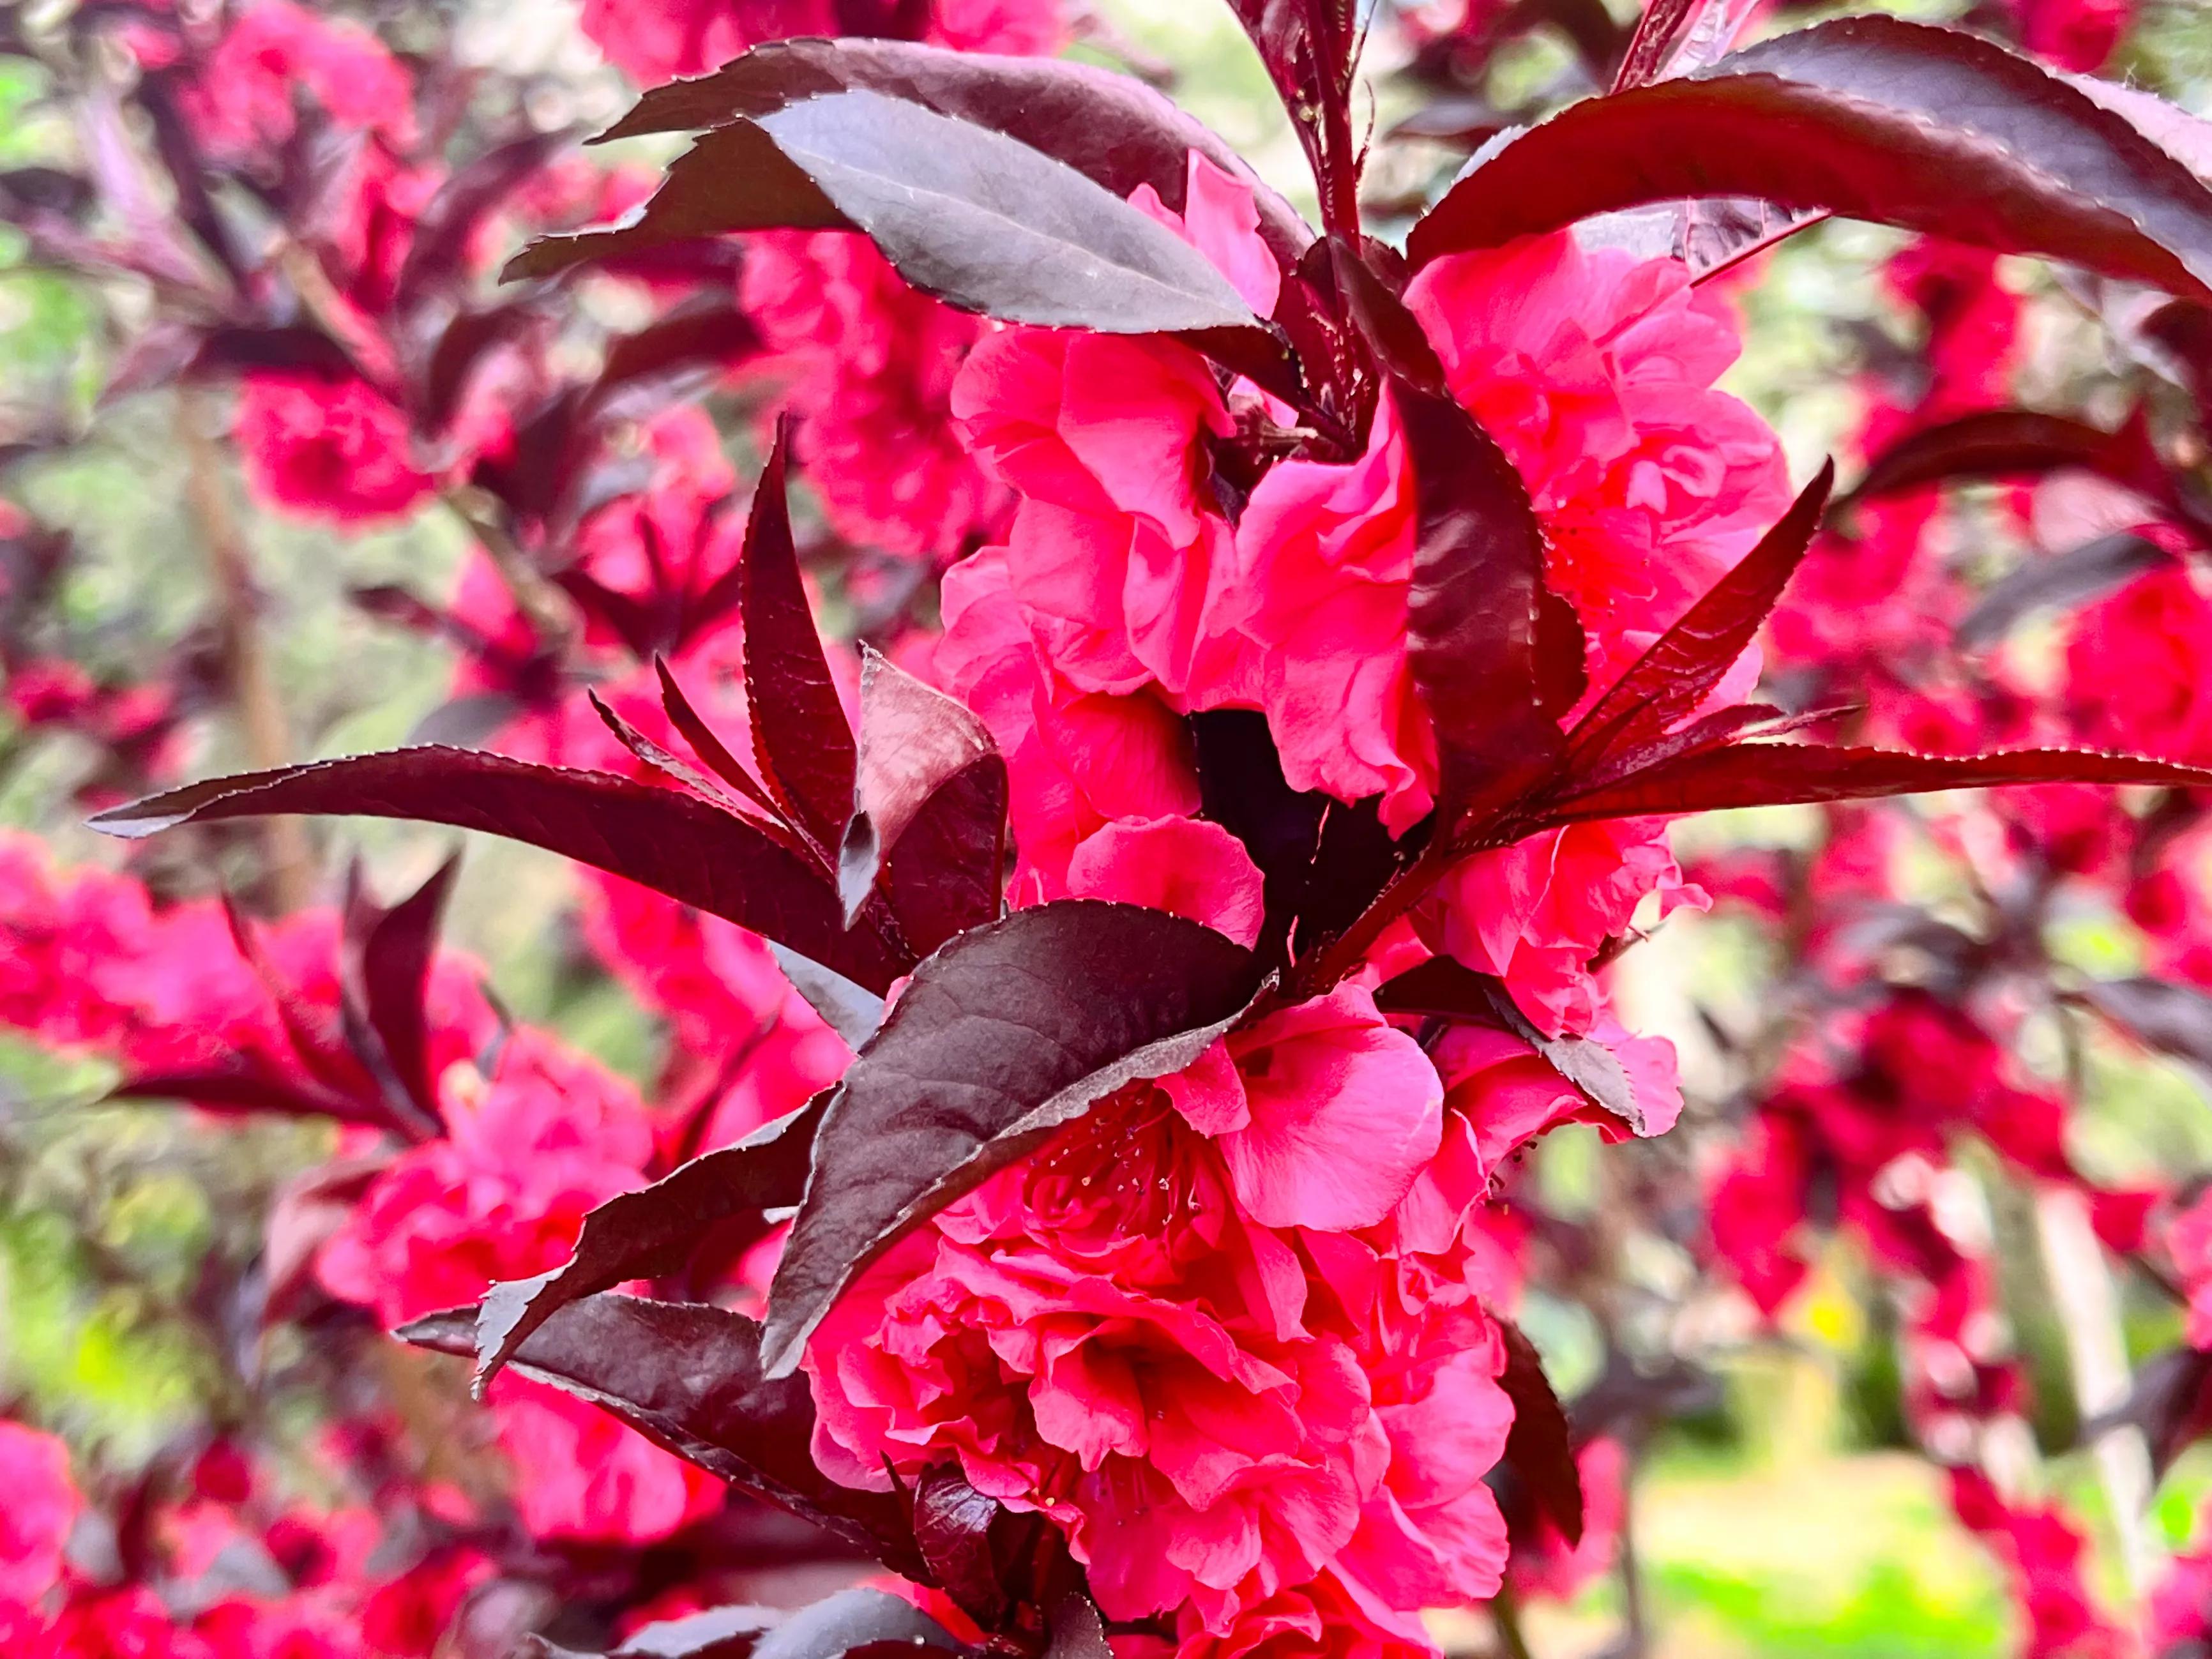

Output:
xmin=805 ymin=1084 xmax=1379 ymax=1632
xmin=1423 ymin=817 xmax=1700 ymax=1036
xmin=953 ymin=328 xmax=1239 ymax=699
xmin=936 ymin=550 xmax=1201 ymax=897
xmin=1137 ymin=1577 xmax=1438 ymax=1659
xmin=315 ymin=1031 xmax=654 ymax=1327
xmin=1171 ymin=987 xmax=1443 ymax=1233
xmin=488 ymin=1377 xmax=724 ymax=1545
xmin=1066 ymin=818 xmax=1266 ymax=947
xmin=1224 ymin=411 xmax=1430 ymax=822
xmin=2066 ymin=565 xmax=2212 ymax=762
xmin=743 ymin=234 xmax=1009 ymax=561
xmin=1313 ymin=1241 xmax=1511 ymax=1628
xmin=1408 ymin=232 xmax=1790 ymax=690
xmin=2010 ymin=0 xmax=2131 ymax=70
xmin=0 ymin=1421 xmax=80 ymax=1605
xmin=236 ymin=375 xmax=432 ymax=527
xmin=1949 ymin=1469 xmax=2127 ymax=1659
xmin=19 ymin=1588 xmax=209 ymax=1659
xmin=178 ymin=1 xmax=415 ymax=157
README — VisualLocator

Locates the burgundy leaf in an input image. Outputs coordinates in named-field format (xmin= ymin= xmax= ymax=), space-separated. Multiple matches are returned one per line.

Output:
xmin=1222 ymin=0 xmax=1361 ymax=234
xmin=2078 ymin=976 xmax=2212 ymax=1072
xmin=768 ymin=945 xmax=888 ymax=1050
xmin=528 ymin=1593 xmax=967 ymax=1659
xmin=1393 ymin=375 xmax=1565 ymax=819
xmin=1577 ymin=197 xmax=1830 ymax=287
xmin=1497 ymin=1317 xmax=1584 ymax=1547
xmin=595 ymin=38 xmax=1312 ymax=268
xmin=590 ymin=295 xmax=763 ymax=409
xmin=1043 ymin=1596 xmax=1112 ymax=1659
xmin=1849 ymin=407 xmax=2175 ymax=507
xmin=506 ymin=121 xmax=847 ymax=280
xmin=343 ymin=853 xmax=460 ymax=1125
xmin=655 ymin=656 xmax=781 ymax=819
xmin=587 ymin=690 xmax=777 ymax=826
xmin=524 ymin=1605 xmax=778 ymax=1659
xmin=760 ymin=901 xmax=1266 ymax=1376
xmin=105 ymin=1069 xmax=384 ymax=1128
xmin=1293 ymin=796 xmax=1425 ymax=957
xmin=1536 ymin=741 xmax=2212 ymax=829
xmin=471 ymin=1095 xmax=826 ymax=1391
xmin=1189 ymin=709 xmax=1328 ymax=973
xmin=87 ymin=748 xmax=909 ymax=992
xmin=1374 ymin=956 xmax=1649 ymax=1133
xmin=738 ymin=428 xmax=858 ymax=854
xmin=395 ymin=128 xmax=573 ymax=309
xmin=1610 ymin=0 xmax=1700 ymax=91
xmin=838 ymin=649 xmax=1007 ymax=956
xmin=519 ymin=92 xmax=1261 ymax=339
xmin=913 ymin=1465 xmax=1012 ymax=1629
xmin=1407 ymin=14 xmax=2212 ymax=301
xmin=749 ymin=1591 xmax=964 ymax=1658
xmin=399 ymin=1296 xmax=925 ymax=1577
xmin=420 ymin=303 xmax=539 ymax=434
xmin=1957 ymin=531 xmax=2176 ymax=648
xmin=2088 ymin=1347 xmax=2212 ymax=1478
xmin=1568 ymin=461 xmax=1834 ymax=771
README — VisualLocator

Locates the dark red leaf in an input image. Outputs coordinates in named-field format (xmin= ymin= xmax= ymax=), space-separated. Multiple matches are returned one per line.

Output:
xmin=740 ymin=428 xmax=858 ymax=856
xmin=523 ymin=1605 xmax=778 ymax=1659
xmin=2078 ymin=976 xmax=2212 ymax=1072
xmin=1042 ymin=1596 xmax=1112 ymax=1659
xmin=595 ymin=38 xmax=1312 ymax=269
xmin=1568 ymin=461 xmax=1834 ymax=771
xmin=1221 ymin=0 xmax=1361 ymax=234
xmin=395 ymin=128 xmax=573 ymax=309
xmin=1497 ymin=1318 xmax=1584 ymax=1546
xmin=760 ymin=901 xmax=1266 ymax=1376
xmin=1957 ymin=531 xmax=2175 ymax=648
xmin=1611 ymin=0 xmax=1700 ymax=90
xmin=2087 ymin=1347 xmax=2212 ymax=1478
xmin=471 ymin=1095 xmax=826 ymax=1391
xmin=1189 ymin=709 xmax=1327 ymax=973
xmin=655 ymin=656 xmax=781 ymax=819
xmin=1578 ymin=198 xmax=1830 ymax=287
xmin=105 ymin=1070 xmax=382 ymax=1127
xmin=399 ymin=1296 xmax=925 ymax=1577
xmin=515 ymin=92 xmax=1263 ymax=342
xmin=913 ymin=1466 xmax=1011 ymax=1629
xmin=1536 ymin=741 xmax=2212 ymax=829
xmin=1393 ymin=375 xmax=1565 ymax=819
xmin=1408 ymin=14 xmax=2212 ymax=301
xmin=590 ymin=296 xmax=763 ymax=410
xmin=1849 ymin=407 xmax=2176 ymax=507
xmin=344 ymin=852 xmax=460 ymax=1125
xmin=750 ymin=1591 xmax=964 ymax=1658
xmin=504 ymin=121 xmax=848 ymax=280
xmin=1374 ymin=956 xmax=1650 ymax=1134
xmin=87 ymin=748 xmax=909 ymax=992
xmin=587 ymin=689 xmax=778 ymax=826
xmin=838 ymin=649 xmax=1006 ymax=957
xmin=420 ymin=303 xmax=539 ymax=434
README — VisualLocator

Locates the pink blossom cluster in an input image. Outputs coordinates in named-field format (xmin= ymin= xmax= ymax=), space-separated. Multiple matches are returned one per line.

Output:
xmin=769 ymin=156 xmax=1797 ymax=1654
xmin=0 ymin=834 xmax=791 ymax=1549
xmin=0 ymin=1416 xmax=493 ymax=1659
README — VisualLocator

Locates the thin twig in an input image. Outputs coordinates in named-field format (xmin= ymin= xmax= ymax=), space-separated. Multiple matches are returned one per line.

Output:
xmin=177 ymin=388 xmax=314 ymax=911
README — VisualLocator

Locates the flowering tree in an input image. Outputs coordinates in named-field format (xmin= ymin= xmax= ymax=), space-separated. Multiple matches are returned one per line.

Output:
xmin=11 ymin=0 xmax=2212 ymax=1653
